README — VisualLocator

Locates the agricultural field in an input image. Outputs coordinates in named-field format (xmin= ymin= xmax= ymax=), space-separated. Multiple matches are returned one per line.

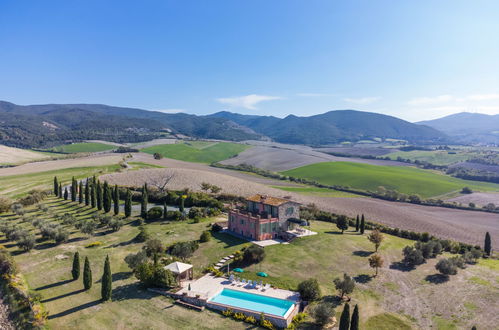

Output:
xmin=141 ymin=141 xmax=251 ymax=164
xmin=49 ymin=142 xmax=117 ymax=153
xmin=282 ymin=161 xmax=499 ymax=198
xmin=387 ymin=150 xmax=474 ymax=166
xmin=1 ymin=200 xmax=497 ymax=329
xmin=0 ymin=145 xmax=54 ymax=165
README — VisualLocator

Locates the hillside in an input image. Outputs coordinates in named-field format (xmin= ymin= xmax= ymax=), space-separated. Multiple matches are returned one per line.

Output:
xmin=0 ymin=101 xmax=261 ymax=148
xmin=211 ymin=110 xmax=447 ymax=145
xmin=418 ymin=112 xmax=499 ymax=144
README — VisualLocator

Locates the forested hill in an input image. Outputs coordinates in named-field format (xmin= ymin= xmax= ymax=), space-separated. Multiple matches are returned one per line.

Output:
xmin=0 ymin=101 xmax=261 ymax=148
xmin=210 ymin=110 xmax=447 ymax=145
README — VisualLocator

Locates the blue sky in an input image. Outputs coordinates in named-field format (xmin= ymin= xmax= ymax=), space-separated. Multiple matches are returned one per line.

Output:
xmin=1 ymin=0 xmax=499 ymax=121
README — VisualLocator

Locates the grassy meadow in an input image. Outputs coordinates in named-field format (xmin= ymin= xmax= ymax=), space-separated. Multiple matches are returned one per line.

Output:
xmin=50 ymin=142 xmax=117 ymax=153
xmin=282 ymin=161 xmax=499 ymax=198
xmin=387 ymin=150 xmax=474 ymax=166
xmin=141 ymin=141 xmax=250 ymax=164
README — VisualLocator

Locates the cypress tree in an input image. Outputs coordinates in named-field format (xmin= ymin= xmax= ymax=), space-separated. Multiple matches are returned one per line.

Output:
xmin=101 ymin=255 xmax=112 ymax=301
xmin=163 ymin=201 xmax=168 ymax=220
xmin=85 ymin=180 xmax=90 ymax=206
xmin=96 ymin=181 xmax=103 ymax=211
xmin=79 ymin=181 xmax=83 ymax=204
xmin=339 ymin=303 xmax=350 ymax=330
xmin=83 ymin=256 xmax=92 ymax=290
xmin=355 ymin=215 xmax=359 ymax=232
xmin=64 ymin=187 xmax=69 ymax=200
xmin=113 ymin=185 xmax=119 ymax=215
xmin=179 ymin=195 xmax=185 ymax=213
xmin=350 ymin=304 xmax=359 ymax=330
xmin=91 ymin=182 xmax=96 ymax=208
xmin=484 ymin=232 xmax=492 ymax=256
xmin=103 ymin=181 xmax=111 ymax=213
xmin=71 ymin=177 xmax=77 ymax=202
xmin=72 ymin=251 xmax=80 ymax=280
xmin=54 ymin=176 xmax=59 ymax=196
xmin=125 ymin=189 xmax=132 ymax=218
xmin=141 ymin=184 xmax=148 ymax=219
xmin=360 ymin=214 xmax=365 ymax=234
xmin=59 ymin=183 xmax=62 ymax=198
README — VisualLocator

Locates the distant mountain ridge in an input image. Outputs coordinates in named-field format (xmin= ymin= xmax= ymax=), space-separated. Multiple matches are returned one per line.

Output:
xmin=210 ymin=110 xmax=447 ymax=145
xmin=418 ymin=112 xmax=499 ymax=144
xmin=0 ymin=101 xmax=261 ymax=148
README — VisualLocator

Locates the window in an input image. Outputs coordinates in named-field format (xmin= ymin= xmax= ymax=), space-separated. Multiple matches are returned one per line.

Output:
xmin=285 ymin=207 xmax=294 ymax=216
xmin=240 ymin=219 xmax=244 ymax=225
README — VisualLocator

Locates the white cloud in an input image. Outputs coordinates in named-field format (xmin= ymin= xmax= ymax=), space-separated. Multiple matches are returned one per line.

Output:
xmin=461 ymin=94 xmax=499 ymax=101
xmin=216 ymin=94 xmax=283 ymax=110
xmin=154 ymin=108 xmax=185 ymax=114
xmin=407 ymin=94 xmax=453 ymax=106
xmin=297 ymin=92 xmax=330 ymax=97
xmin=343 ymin=96 xmax=381 ymax=105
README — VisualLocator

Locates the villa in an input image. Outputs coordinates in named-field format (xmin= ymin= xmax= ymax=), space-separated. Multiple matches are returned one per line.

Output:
xmin=228 ymin=194 xmax=305 ymax=241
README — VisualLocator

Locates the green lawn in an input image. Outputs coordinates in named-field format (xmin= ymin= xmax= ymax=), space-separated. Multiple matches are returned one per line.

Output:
xmin=387 ymin=150 xmax=474 ymax=166
xmin=141 ymin=141 xmax=250 ymax=163
xmin=271 ymin=185 xmax=362 ymax=198
xmin=0 ymin=165 xmax=123 ymax=198
xmin=50 ymin=142 xmax=116 ymax=153
xmin=282 ymin=161 xmax=499 ymax=198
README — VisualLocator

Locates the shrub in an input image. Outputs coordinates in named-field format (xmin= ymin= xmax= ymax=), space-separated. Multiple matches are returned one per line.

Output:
xmin=188 ymin=207 xmax=205 ymax=219
xmin=17 ymin=234 xmax=36 ymax=251
xmin=166 ymin=210 xmax=184 ymax=221
xmin=297 ymin=278 xmax=321 ymax=301
xmin=222 ymin=308 xmax=233 ymax=317
xmin=147 ymin=206 xmax=163 ymax=220
xmin=85 ymin=241 xmax=103 ymax=248
xmin=243 ymin=245 xmax=265 ymax=265
xmin=134 ymin=262 xmax=176 ymax=288
xmin=135 ymin=225 xmax=150 ymax=242
xmin=333 ymin=273 xmax=355 ymax=298
xmin=244 ymin=315 xmax=257 ymax=324
xmin=125 ymin=250 xmax=148 ymax=270
xmin=168 ymin=240 xmax=199 ymax=258
xmin=153 ymin=152 xmax=163 ymax=160
xmin=233 ymin=312 xmax=246 ymax=321
xmin=0 ymin=195 xmax=12 ymax=213
xmin=402 ymin=246 xmax=425 ymax=266
xmin=199 ymin=230 xmax=211 ymax=243
xmin=436 ymin=258 xmax=458 ymax=276
xmin=211 ymin=223 xmax=223 ymax=232
xmin=108 ymin=218 xmax=123 ymax=231
xmin=312 ymin=302 xmax=335 ymax=326
xmin=461 ymin=187 xmax=473 ymax=194
xmin=144 ymin=239 xmax=164 ymax=257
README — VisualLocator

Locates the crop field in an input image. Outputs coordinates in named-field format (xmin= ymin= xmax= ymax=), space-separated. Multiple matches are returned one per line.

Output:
xmin=0 ymin=197 xmax=250 ymax=330
xmin=101 ymin=167 xmax=499 ymax=246
xmin=282 ymin=161 xmax=499 ymax=198
xmin=141 ymin=141 xmax=251 ymax=164
xmin=1 ymin=202 xmax=497 ymax=329
xmin=50 ymin=142 xmax=117 ymax=153
xmin=0 ymin=145 xmax=53 ymax=165
xmin=220 ymin=145 xmax=409 ymax=172
xmin=387 ymin=150 xmax=474 ymax=165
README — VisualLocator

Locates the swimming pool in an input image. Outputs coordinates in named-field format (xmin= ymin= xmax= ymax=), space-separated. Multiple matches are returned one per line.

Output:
xmin=208 ymin=288 xmax=295 ymax=317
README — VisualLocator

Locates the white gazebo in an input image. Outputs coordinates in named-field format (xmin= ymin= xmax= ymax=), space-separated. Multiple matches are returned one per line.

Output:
xmin=164 ymin=261 xmax=193 ymax=282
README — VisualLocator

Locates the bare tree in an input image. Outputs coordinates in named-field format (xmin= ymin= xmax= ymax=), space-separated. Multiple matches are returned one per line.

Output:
xmin=147 ymin=172 xmax=175 ymax=193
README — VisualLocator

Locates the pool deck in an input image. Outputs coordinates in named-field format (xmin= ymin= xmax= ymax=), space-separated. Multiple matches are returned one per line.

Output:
xmin=176 ymin=274 xmax=300 ymax=302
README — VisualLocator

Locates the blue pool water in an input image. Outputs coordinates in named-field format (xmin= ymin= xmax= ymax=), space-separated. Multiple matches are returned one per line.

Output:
xmin=209 ymin=289 xmax=294 ymax=317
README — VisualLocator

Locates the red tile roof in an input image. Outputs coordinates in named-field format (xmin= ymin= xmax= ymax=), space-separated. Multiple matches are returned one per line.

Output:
xmin=246 ymin=194 xmax=297 ymax=206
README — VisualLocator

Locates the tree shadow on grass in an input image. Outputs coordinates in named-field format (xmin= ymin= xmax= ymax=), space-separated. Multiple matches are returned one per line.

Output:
xmin=35 ymin=279 xmax=74 ymax=291
xmin=352 ymin=250 xmax=373 ymax=257
xmin=112 ymin=282 xmax=157 ymax=302
xmin=47 ymin=300 xmax=101 ymax=319
xmin=35 ymin=242 xmax=56 ymax=250
xmin=212 ymin=232 xmax=247 ymax=248
xmin=353 ymin=274 xmax=373 ymax=284
xmin=425 ymin=274 xmax=449 ymax=284
xmin=389 ymin=261 xmax=415 ymax=272
xmin=104 ymin=238 xmax=136 ymax=249
xmin=321 ymin=295 xmax=343 ymax=308
xmin=42 ymin=288 xmax=86 ymax=303
xmin=67 ymin=236 xmax=86 ymax=243
xmin=96 ymin=271 xmax=132 ymax=284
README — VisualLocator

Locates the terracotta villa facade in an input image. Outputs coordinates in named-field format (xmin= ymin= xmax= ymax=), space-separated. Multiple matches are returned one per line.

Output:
xmin=228 ymin=194 xmax=301 ymax=241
